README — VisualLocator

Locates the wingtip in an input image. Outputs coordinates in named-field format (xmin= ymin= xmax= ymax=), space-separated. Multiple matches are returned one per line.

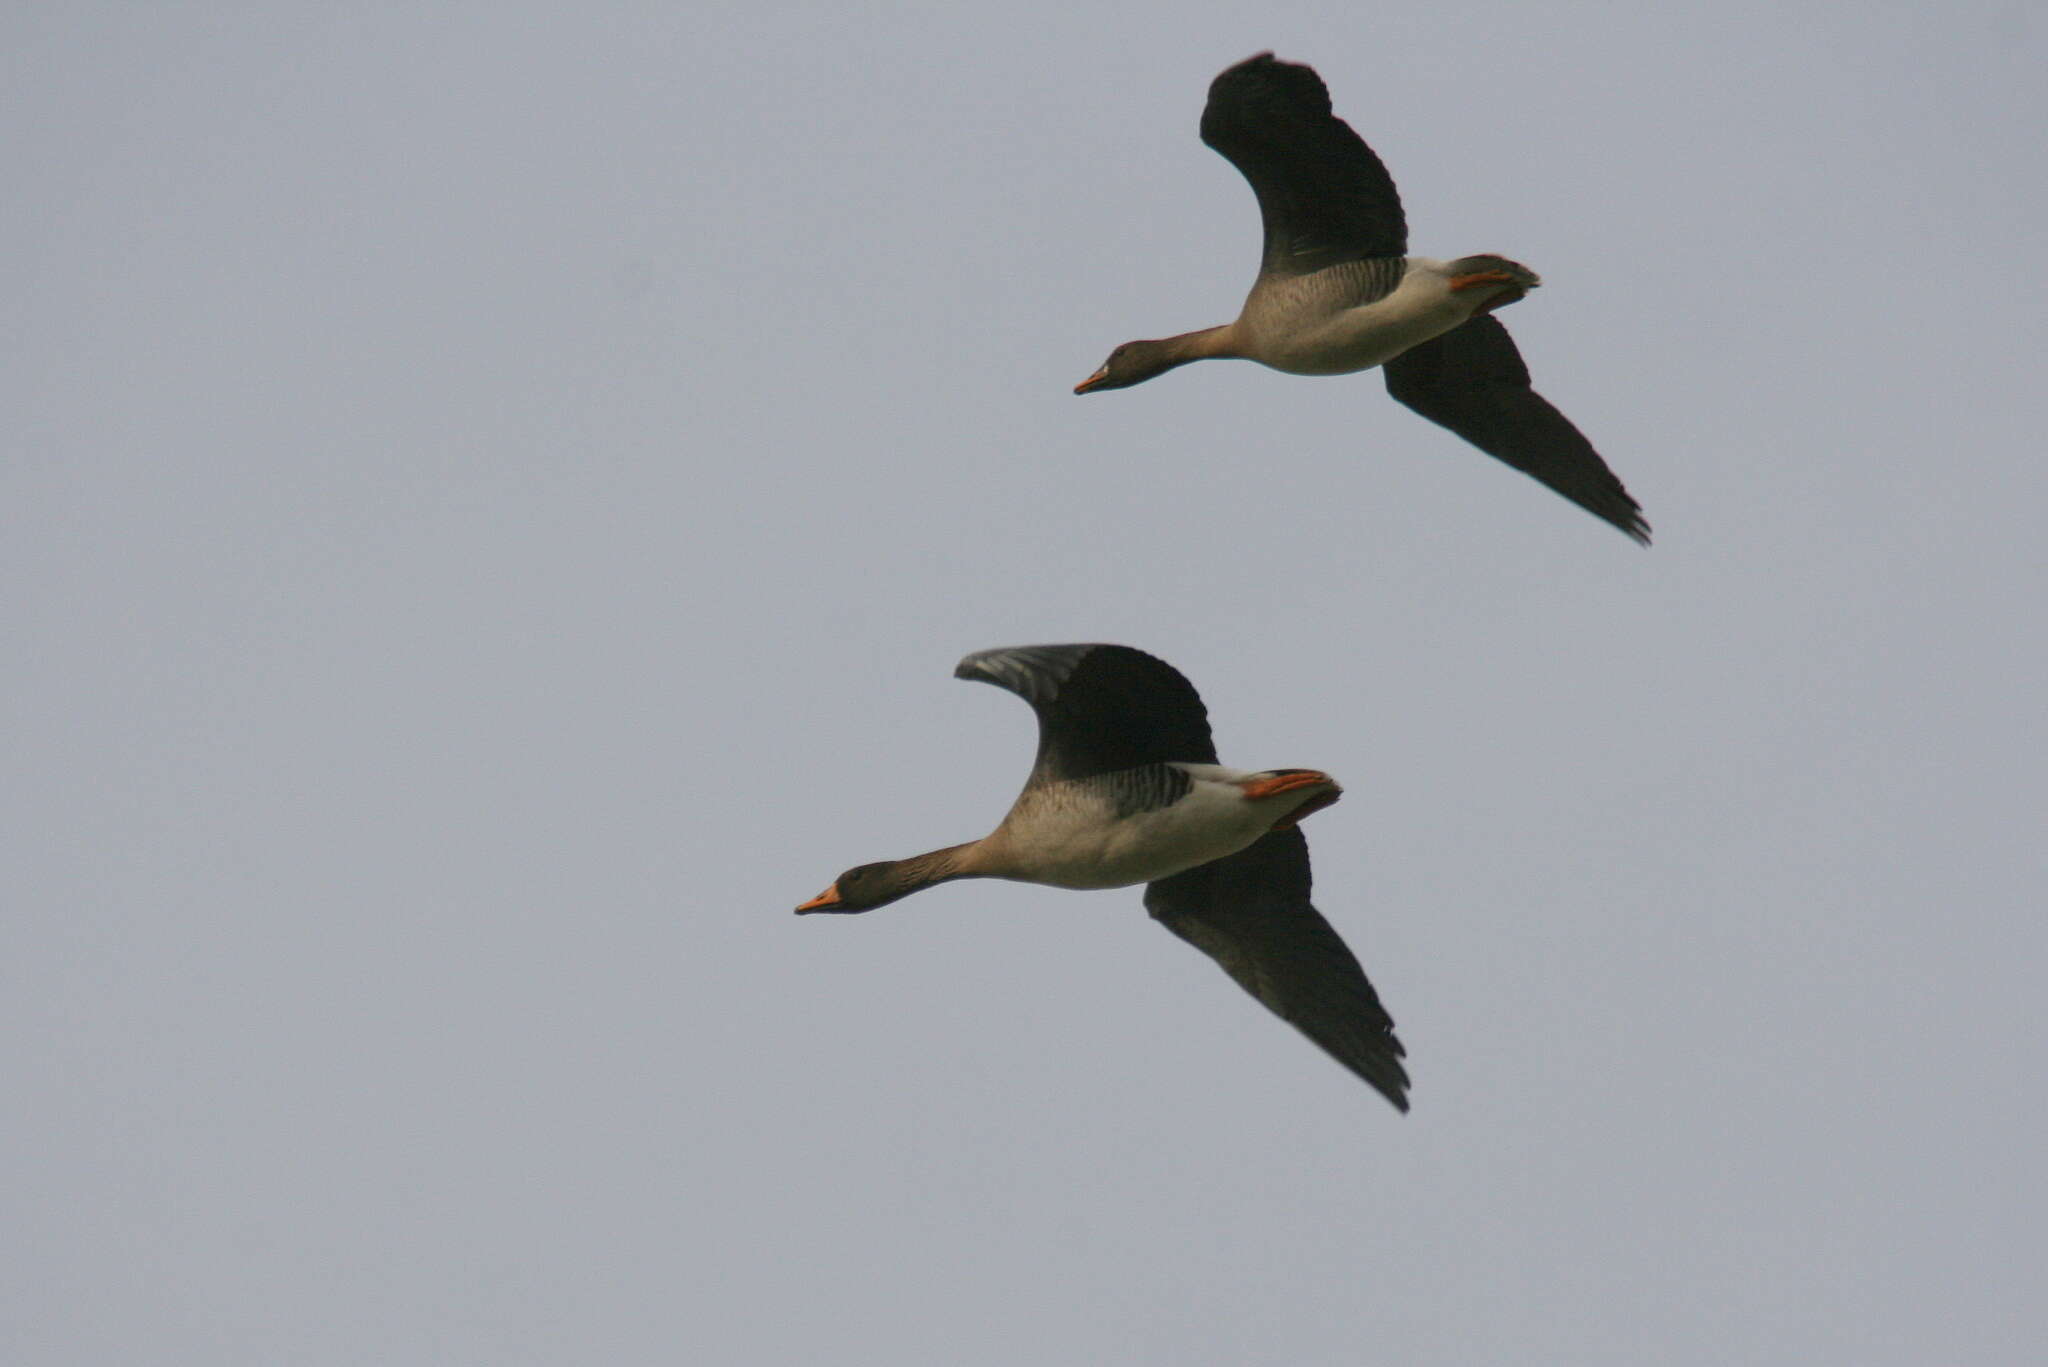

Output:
xmin=1341 ymin=1021 xmax=1411 ymax=1112
xmin=1359 ymin=1057 xmax=1413 ymax=1113
xmin=1591 ymin=493 xmax=1650 ymax=545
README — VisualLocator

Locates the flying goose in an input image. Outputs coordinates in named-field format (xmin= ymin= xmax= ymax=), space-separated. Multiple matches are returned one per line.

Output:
xmin=1076 ymin=52 xmax=1649 ymax=544
xmin=795 ymin=643 xmax=1409 ymax=1111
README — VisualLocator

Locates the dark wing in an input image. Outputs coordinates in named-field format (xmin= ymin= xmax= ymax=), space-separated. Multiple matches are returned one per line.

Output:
xmin=955 ymin=644 xmax=1218 ymax=785
xmin=1383 ymin=314 xmax=1651 ymax=544
xmin=1145 ymin=827 xmax=1410 ymax=1111
xmin=1200 ymin=52 xmax=1407 ymax=277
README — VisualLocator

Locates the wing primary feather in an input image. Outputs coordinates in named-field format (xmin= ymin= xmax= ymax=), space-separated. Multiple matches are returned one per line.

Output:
xmin=956 ymin=644 xmax=1219 ymax=784
xmin=1383 ymin=315 xmax=1650 ymax=543
xmin=1200 ymin=52 xmax=1408 ymax=275
xmin=1145 ymin=829 xmax=1410 ymax=1112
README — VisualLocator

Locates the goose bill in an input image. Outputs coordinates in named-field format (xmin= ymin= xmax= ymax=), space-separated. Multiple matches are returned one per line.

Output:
xmin=794 ymin=884 xmax=844 ymax=914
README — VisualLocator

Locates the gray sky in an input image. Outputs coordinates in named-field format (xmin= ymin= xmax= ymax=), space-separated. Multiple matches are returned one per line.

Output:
xmin=7 ymin=3 xmax=2044 ymax=1363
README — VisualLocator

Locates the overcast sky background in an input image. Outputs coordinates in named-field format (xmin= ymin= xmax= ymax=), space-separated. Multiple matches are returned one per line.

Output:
xmin=7 ymin=4 xmax=2045 ymax=1363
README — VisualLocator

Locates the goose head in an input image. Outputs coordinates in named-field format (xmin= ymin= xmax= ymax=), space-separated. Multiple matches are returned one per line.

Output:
xmin=1074 ymin=338 xmax=1192 ymax=394
xmin=795 ymin=859 xmax=936 ymax=915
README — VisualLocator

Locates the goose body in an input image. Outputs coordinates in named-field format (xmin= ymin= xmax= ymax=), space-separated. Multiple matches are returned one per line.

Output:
xmin=1236 ymin=258 xmax=1507 ymax=376
xmin=1077 ymin=52 xmax=1650 ymax=543
xmin=982 ymin=762 xmax=1333 ymax=889
xmin=795 ymin=643 xmax=1408 ymax=1111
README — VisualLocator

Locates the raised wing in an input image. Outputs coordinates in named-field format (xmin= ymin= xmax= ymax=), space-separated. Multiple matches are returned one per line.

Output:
xmin=954 ymin=643 xmax=1218 ymax=785
xmin=1145 ymin=827 xmax=1410 ymax=1111
xmin=1200 ymin=52 xmax=1408 ymax=278
xmin=1383 ymin=314 xmax=1651 ymax=544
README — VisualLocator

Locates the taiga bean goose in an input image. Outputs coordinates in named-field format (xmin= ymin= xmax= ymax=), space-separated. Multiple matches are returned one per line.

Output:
xmin=795 ymin=643 xmax=1409 ymax=1111
xmin=1076 ymin=52 xmax=1649 ymax=544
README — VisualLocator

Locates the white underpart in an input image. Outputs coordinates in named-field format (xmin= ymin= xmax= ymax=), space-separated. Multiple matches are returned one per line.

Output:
xmin=993 ymin=763 xmax=1340 ymax=891
xmin=1247 ymin=258 xmax=1483 ymax=376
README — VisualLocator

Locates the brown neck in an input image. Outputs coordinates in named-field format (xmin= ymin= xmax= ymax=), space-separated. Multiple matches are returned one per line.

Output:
xmin=1159 ymin=324 xmax=1239 ymax=364
xmin=883 ymin=842 xmax=981 ymax=897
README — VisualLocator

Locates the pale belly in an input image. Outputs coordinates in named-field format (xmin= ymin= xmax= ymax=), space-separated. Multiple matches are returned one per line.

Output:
xmin=1252 ymin=305 xmax=1468 ymax=376
xmin=1018 ymin=810 xmax=1272 ymax=889
xmin=999 ymin=771 xmax=1304 ymax=891
xmin=1242 ymin=269 xmax=1475 ymax=376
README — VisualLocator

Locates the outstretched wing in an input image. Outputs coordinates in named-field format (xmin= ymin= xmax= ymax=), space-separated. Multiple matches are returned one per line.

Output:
xmin=1383 ymin=314 xmax=1651 ymax=544
xmin=1145 ymin=827 xmax=1410 ymax=1112
xmin=1200 ymin=52 xmax=1408 ymax=278
xmin=954 ymin=643 xmax=1218 ymax=785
